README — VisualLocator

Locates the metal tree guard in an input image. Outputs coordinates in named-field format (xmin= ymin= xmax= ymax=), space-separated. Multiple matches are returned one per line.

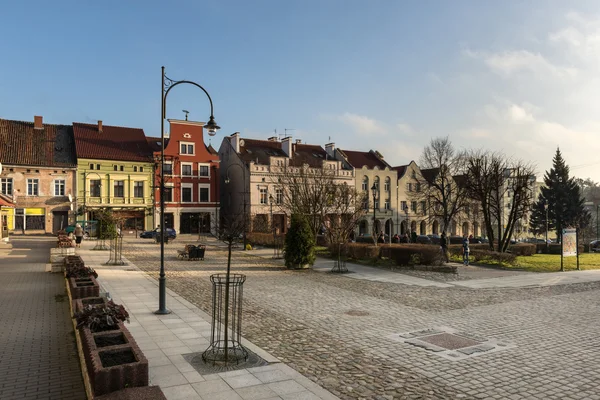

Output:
xmin=106 ymin=232 xmax=125 ymax=265
xmin=93 ymin=220 xmax=108 ymax=250
xmin=331 ymin=242 xmax=348 ymax=273
xmin=202 ymin=273 xmax=248 ymax=365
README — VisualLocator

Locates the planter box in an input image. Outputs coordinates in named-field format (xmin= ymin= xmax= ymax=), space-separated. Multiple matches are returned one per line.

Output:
xmin=88 ymin=341 xmax=148 ymax=396
xmin=80 ymin=322 xmax=132 ymax=376
xmin=64 ymin=255 xmax=85 ymax=269
xmin=51 ymin=247 xmax=75 ymax=256
xmin=69 ymin=276 xmax=100 ymax=299
xmin=73 ymin=296 xmax=108 ymax=315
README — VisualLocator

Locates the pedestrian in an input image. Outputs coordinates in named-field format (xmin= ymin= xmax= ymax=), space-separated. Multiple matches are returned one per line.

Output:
xmin=392 ymin=233 xmax=400 ymax=243
xmin=462 ymin=235 xmax=470 ymax=266
xmin=74 ymin=223 xmax=84 ymax=248
xmin=378 ymin=231 xmax=385 ymax=243
xmin=411 ymin=230 xmax=417 ymax=244
xmin=440 ymin=232 xmax=449 ymax=263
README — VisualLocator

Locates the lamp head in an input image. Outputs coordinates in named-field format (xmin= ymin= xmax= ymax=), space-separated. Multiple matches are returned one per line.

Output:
xmin=205 ymin=116 xmax=220 ymax=136
xmin=224 ymin=176 xmax=230 ymax=184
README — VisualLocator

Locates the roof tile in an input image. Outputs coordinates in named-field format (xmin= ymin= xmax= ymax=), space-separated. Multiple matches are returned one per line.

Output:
xmin=73 ymin=123 xmax=153 ymax=162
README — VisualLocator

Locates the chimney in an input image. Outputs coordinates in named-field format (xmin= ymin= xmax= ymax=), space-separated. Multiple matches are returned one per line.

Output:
xmin=325 ymin=142 xmax=335 ymax=159
xmin=34 ymin=116 xmax=43 ymax=130
xmin=295 ymin=139 xmax=302 ymax=144
xmin=230 ymin=132 xmax=240 ymax=153
xmin=282 ymin=136 xmax=293 ymax=157
xmin=98 ymin=120 xmax=103 ymax=133
xmin=267 ymin=136 xmax=278 ymax=142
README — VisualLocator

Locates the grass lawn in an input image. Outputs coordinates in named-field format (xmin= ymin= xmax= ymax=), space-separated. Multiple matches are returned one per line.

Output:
xmin=508 ymin=253 xmax=600 ymax=272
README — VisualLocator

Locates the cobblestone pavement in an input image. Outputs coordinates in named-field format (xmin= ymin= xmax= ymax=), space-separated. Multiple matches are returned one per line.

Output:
xmin=123 ymin=238 xmax=600 ymax=400
xmin=0 ymin=238 xmax=85 ymax=400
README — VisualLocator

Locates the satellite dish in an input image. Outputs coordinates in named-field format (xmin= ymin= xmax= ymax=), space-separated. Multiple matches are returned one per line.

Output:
xmin=239 ymin=139 xmax=245 ymax=146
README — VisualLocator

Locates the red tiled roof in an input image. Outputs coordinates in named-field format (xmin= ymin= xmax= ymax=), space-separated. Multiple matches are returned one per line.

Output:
xmin=73 ymin=123 xmax=153 ymax=162
xmin=290 ymin=143 xmax=328 ymax=167
xmin=0 ymin=194 xmax=14 ymax=208
xmin=339 ymin=149 xmax=388 ymax=169
xmin=0 ymin=119 xmax=77 ymax=167
xmin=146 ymin=136 xmax=168 ymax=153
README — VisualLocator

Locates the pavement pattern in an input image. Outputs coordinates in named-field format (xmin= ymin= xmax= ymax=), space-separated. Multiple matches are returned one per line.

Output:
xmin=120 ymin=237 xmax=600 ymax=400
xmin=0 ymin=238 xmax=85 ymax=400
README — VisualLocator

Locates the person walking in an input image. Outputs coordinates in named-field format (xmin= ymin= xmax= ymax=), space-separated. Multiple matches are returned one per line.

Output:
xmin=462 ymin=235 xmax=470 ymax=266
xmin=74 ymin=223 xmax=84 ymax=248
xmin=440 ymin=232 xmax=449 ymax=263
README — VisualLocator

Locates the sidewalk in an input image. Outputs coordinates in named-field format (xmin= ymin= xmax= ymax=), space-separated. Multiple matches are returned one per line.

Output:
xmin=77 ymin=240 xmax=339 ymax=400
xmin=0 ymin=238 xmax=85 ymax=400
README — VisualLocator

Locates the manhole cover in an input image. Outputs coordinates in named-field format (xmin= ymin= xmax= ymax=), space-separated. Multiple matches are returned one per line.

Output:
xmin=419 ymin=333 xmax=481 ymax=350
xmin=345 ymin=310 xmax=370 ymax=316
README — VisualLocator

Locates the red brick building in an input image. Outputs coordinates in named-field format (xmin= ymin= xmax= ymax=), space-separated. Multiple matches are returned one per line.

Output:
xmin=148 ymin=119 xmax=219 ymax=234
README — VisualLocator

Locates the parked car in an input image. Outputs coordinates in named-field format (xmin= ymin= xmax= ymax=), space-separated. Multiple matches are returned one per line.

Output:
xmin=416 ymin=235 xmax=432 ymax=244
xmin=65 ymin=221 xmax=97 ymax=239
xmin=140 ymin=228 xmax=177 ymax=241
xmin=590 ymin=240 xmax=600 ymax=253
xmin=427 ymin=234 xmax=441 ymax=245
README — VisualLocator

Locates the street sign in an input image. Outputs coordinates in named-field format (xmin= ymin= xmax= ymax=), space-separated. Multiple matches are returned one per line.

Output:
xmin=562 ymin=228 xmax=577 ymax=257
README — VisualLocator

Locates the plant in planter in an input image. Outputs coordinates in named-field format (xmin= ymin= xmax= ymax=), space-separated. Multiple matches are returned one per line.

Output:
xmin=66 ymin=265 xmax=98 ymax=279
xmin=75 ymin=301 xmax=130 ymax=333
xmin=284 ymin=214 xmax=316 ymax=269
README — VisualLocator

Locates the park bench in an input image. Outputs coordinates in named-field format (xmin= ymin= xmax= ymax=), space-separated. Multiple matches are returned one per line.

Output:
xmin=177 ymin=244 xmax=206 ymax=261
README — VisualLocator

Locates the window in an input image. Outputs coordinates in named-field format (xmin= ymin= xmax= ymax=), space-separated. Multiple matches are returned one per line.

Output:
xmin=407 ymin=183 xmax=412 ymax=192
xmin=133 ymin=166 xmax=138 ymax=172
xmin=362 ymin=199 xmax=369 ymax=210
xmin=384 ymin=178 xmax=390 ymax=192
xmin=114 ymin=181 xmax=125 ymax=198
xmin=401 ymin=201 xmax=407 ymax=211
xmin=140 ymin=167 xmax=144 ymax=172
xmin=113 ymin=165 xmax=118 ymax=171
xmin=90 ymin=163 xmax=94 ymax=170
xmin=180 ymin=143 xmax=194 ymax=155
xmin=259 ymin=188 xmax=268 ymax=204
xmin=362 ymin=177 xmax=369 ymax=191
xmin=182 ymin=186 xmax=192 ymax=202
xmin=54 ymin=179 xmax=65 ymax=196
xmin=134 ymin=182 xmax=144 ymax=198
xmin=199 ymin=186 xmax=209 ymax=202
xmin=90 ymin=180 xmax=101 ymax=197
xmin=199 ymin=164 xmax=210 ymax=177
xmin=384 ymin=200 xmax=390 ymax=210
xmin=163 ymin=187 xmax=173 ymax=202
xmin=1 ymin=178 xmax=13 ymax=196
xmin=163 ymin=163 xmax=173 ymax=175
xmin=374 ymin=200 xmax=379 ymax=210
xmin=181 ymin=164 xmax=193 ymax=176
xmin=421 ymin=201 xmax=427 ymax=214
xmin=96 ymin=164 xmax=100 ymax=170
xmin=411 ymin=201 xmax=417 ymax=212
xmin=27 ymin=179 xmax=39 ymax=196
xmin=276 ymin=188 xmax=283 ymax=204
xmin=374 ymin=176 xmax=380 ymax=190
xmin=416 ymin=183 xmax=421 ymax=192
xmin=120 ymin=165 xmax=124 ymax=172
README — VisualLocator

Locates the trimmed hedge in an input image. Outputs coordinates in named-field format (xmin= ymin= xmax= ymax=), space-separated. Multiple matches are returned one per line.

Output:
xmin=448 ymin=246 xmax=516 ymax=265
xmin=246 ymin=232 xmax=284 ymax=247
xmin=331 ymin=243 xmax=380 ymax=260
xmin=388 ymin=244 xmax=445 ymax=266
xmin=509 ymin=243 xmax=536 ymax=256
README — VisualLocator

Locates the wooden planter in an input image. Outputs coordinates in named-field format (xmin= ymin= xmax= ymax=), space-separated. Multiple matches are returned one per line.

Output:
xmin=69 ymin=276 xmax=100 ymax=299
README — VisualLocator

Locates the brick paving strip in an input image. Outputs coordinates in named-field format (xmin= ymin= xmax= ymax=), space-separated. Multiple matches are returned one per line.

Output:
xmin=0 ymin=238 xmax=85 ymax=400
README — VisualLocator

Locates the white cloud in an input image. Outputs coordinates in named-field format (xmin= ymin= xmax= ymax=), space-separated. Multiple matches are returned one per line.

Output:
xmin=464 ymin=49 xmax=578 ymax=78
xmin=335 ymin=112 xmax=387 ymax=136
xmin=396 ymin=123 xmax=415 ymax=136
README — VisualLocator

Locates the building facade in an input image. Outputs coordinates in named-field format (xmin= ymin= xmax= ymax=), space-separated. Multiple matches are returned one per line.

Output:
xmin=0 ymin=117 xmax=77 ymax=234
xmin=73 ymin=121 xmax=154 ymax=230
xmin=149 ymin=119 xmax=220 ymax=234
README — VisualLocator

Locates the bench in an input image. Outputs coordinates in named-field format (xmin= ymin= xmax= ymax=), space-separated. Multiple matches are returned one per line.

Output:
xmin=177 ymin=245 xmax=206 ymax=261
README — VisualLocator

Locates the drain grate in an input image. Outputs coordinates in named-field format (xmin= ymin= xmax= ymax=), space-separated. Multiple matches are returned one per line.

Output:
xmin=389 ymin=326 xmax=514 ymax=361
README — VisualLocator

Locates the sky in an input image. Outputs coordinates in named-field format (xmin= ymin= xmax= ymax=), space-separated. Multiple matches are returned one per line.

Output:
xmin=1 ymin=0 xmax=600 ymax=182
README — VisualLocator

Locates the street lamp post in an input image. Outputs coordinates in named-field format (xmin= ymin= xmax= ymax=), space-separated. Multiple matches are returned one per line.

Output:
xmin=544 ymin=200 xmax=549 ymax=253
xmin=224 ymin=163 xmax=247 ymax=250
xmin=156 ymin=66 xmax=220 ymax=315
xmin=371 ymin=183 xmax=378 ymax=245
xmin=596 ymin=204 xmax=599 ymax=242
xmin=269 ymin=194 xmax=277 ymax=257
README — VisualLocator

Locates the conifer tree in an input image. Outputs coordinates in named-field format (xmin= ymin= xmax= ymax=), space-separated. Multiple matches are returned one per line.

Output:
xmin=284 ymin=214 xmax=316 ymax=269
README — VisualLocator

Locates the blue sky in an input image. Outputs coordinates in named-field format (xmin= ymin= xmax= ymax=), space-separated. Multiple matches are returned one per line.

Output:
xmin=1 ymin=1 xmax=600 ymax=181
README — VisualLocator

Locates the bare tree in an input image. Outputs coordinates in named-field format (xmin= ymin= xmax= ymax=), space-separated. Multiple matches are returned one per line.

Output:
xmin=272 ymin=165 xmax=348 ymax=239
xmin=411 ymin=137 xmax=469 ymax=235
xmin=463 ymin=150 xmax=536 ymax=251
xmin=323 ymin=184 xmax=367 ymax=271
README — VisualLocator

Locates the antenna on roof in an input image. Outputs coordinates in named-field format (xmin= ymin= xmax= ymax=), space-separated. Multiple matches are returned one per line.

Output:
xmin=280 ymin=128 xmax=295 ymax=140
xmin=182 ymin=110 xmax=189 ymax=121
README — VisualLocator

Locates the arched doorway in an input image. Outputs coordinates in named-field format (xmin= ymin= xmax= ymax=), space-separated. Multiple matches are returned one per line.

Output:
xmin=462 ymin=222 xmax=469 ymax=236
xmin=420 ymin=221 xmax=426 ymax=235
xmin=385 ymin=219 xmax=393 ymax=238
xmin=359 ymin=220 xmax=368 ymax=236
xmin=432 ymin=220 xmax=439 ymax=235
xmin=410 ymin=221 xmax=417 ymax=233
xmin=473 ymin=222 xmax=479 ymax=237
xmin=400 ymin=220 xmax=408 ymax=234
